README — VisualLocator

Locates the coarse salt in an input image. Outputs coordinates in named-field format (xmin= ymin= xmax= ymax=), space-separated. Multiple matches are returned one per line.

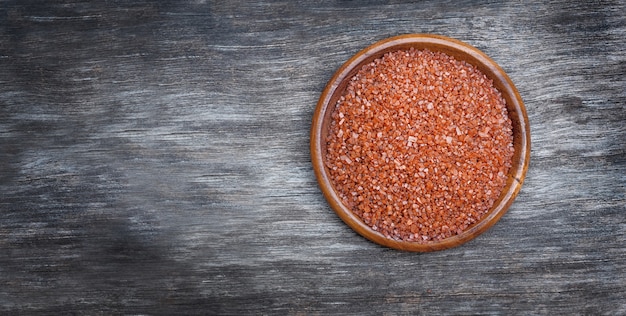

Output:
xmin=325 ymin=48 xmax=513 ymax=242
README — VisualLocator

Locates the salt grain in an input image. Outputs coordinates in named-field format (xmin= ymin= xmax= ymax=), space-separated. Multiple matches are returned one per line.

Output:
xmin=325 ymin=48 xmax=514 ymax=242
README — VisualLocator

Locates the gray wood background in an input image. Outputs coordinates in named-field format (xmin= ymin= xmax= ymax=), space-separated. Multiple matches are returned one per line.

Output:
xmin=1 ymin=0 xmax=624 ymax=314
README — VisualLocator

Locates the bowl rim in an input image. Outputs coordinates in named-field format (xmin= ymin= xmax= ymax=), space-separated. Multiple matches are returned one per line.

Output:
xmin=311 ymin=33 xmax=530 ymax=252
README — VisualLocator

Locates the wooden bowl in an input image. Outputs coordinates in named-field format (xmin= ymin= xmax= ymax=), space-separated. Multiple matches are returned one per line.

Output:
xmin=310 ymin=34 xmax=530 ymax=252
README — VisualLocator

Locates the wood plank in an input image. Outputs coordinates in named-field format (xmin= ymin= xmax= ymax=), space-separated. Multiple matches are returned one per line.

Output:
xmin=1 ymin=0 xmax=624 ymax=314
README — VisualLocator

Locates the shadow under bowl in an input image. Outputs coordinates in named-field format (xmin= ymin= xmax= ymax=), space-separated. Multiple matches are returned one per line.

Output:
xmin=311 ymin=34 xmax=530 ymax=252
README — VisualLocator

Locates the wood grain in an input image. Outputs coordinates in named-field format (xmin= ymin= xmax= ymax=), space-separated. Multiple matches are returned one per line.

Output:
xmin=1 ymin=0 xmax=625 ymax=314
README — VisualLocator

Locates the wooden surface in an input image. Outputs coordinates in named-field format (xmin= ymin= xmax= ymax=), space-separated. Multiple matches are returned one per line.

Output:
xmin=1 ymin=1 xmax=624 ymax=314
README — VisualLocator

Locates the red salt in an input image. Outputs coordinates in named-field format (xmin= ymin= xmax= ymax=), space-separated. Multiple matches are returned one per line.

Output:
xmin=325 ymin=48 xmax=514 ymax=242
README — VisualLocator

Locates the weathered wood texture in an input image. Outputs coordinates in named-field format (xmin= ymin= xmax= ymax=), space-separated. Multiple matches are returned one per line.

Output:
xmin=1 ymin=1 xmax=624 ymax=314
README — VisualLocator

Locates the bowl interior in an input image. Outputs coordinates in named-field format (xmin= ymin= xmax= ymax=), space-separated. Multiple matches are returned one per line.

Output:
xmin=311 ymin=34 xmax=530 ymax=251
